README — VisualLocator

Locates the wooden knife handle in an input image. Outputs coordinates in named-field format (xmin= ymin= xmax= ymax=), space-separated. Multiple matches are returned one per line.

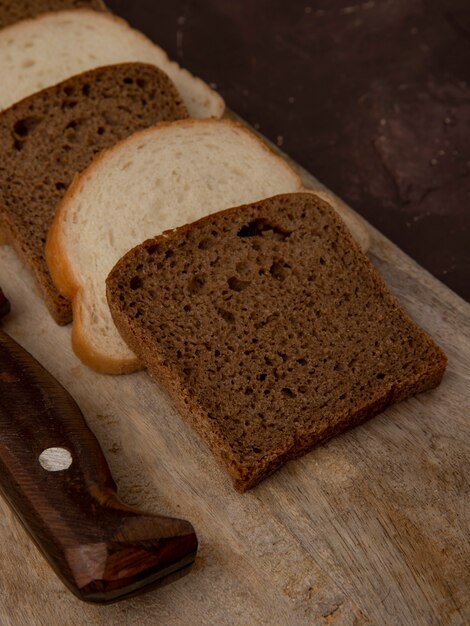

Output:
xmin=0 ymin=328 xmax=197 ymax=603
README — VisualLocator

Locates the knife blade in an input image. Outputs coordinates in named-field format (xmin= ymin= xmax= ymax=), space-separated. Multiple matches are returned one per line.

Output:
xmin=0 ymin=287 xmax=198 ymax=603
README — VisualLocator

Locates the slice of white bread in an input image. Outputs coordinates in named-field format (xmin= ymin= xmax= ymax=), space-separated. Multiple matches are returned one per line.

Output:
xmin=0 ymin=9 xmax=224 ymax=118
xmin=46 ymin=119 xmax=307 ymax=373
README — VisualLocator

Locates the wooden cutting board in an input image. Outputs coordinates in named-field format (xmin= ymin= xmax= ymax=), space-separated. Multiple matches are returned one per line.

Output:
xmin=0 ymin=136 xmax=468 ymax=626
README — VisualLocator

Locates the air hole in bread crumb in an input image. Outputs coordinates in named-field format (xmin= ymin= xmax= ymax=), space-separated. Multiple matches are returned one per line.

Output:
xmin=14 ymin=117 xmax=39 ymax=137
xmin=217 ymin=308 xmax=235 ymax=323
xmin=82 ymin=84 xmax=90 ymax=96
xmin=376 ymin=372 xmax=385 ymax=379
xmin=282 ymin=387 xmax=295 ymax=397
xmin=189 ymin=275 xmax=205 ymax=294
xmin=129 ymin=276 xmax=142 ymax=290
xmin=123 ymin=77 xmax=133 ymax=84
xmin=270 ymin=262 xmax=289 ymax=281
xmin=198 ymin=238 xmax=211 ymax=250
xmin=297 ymin=358 xmax=307 ymax=365
xmin=146 ymin=244 xmax=158 ymax=255
xmin=237 ymin=218 xmax=292 ymax=240
xmin=228 ymin=277 xmax=250 ymax=292
xmin=97 ymin=127 xmax=105 ymax=135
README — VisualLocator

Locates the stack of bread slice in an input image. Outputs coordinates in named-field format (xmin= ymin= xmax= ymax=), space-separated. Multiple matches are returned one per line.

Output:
xmin=0 ymin=62 xmax=188 ymax=323
xmin=0 ymin=8 xmax=224 ymax=117
xmin=46 ymin=118 xmax=311 ymax=372
xmin=0 ymin=2 xmax=446 ymax=490
xmin=0 ymin=1 xmax=223 ymax=324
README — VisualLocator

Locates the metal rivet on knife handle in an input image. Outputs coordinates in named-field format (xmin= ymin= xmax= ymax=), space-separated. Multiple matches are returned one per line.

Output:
xmin=38 ymin=447 xmax=73 ymax=472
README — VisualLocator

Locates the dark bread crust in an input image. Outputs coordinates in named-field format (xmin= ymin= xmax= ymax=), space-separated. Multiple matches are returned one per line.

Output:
xmin=0 ymin=0 xmax=106 ymax=30
xmin=106 ymin=193 xmax=448 ymax=491
xmin=0 ymin=62 xmax=188 ymax=324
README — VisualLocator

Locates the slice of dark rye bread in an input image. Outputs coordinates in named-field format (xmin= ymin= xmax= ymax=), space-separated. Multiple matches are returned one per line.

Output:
xmin=0 ymin=62 xmax=188 ymax=324
xmin=0 ymin=0 xmax=106 ymax=29
xmin=106 ymin=193 xmax=448 ymax=492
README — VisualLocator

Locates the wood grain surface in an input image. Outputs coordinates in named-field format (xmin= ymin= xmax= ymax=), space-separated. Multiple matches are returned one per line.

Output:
xmin=0 ymin=156 xmax=468 ymax=625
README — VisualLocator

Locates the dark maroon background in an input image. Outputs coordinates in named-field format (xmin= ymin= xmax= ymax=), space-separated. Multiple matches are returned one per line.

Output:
xmin=107 ymin=0 xmax=470 ymax=301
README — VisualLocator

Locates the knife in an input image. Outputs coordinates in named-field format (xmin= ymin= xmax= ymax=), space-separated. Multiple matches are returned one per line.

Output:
xmin=0 ymin=287 xmax=197 ymax=603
